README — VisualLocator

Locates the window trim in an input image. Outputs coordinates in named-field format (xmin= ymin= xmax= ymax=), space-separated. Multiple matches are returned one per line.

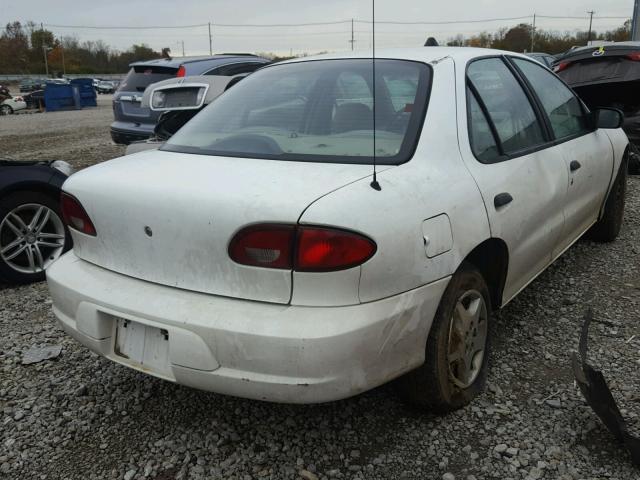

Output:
xmin=465 ymin=82 xmax=506 ymax=163
xmin=505 ymin=56 xmax=594 ymax=146
xmin=465 ymin=54 xmax=595 ymax=165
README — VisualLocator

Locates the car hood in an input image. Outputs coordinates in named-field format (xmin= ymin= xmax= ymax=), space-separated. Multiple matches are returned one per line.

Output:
xmin=62 ymin=150 xmax=378 ymax=303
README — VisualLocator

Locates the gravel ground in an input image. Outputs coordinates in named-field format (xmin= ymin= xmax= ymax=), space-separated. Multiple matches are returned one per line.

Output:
xmin=1 ymin=107 xmax=640 ymax=480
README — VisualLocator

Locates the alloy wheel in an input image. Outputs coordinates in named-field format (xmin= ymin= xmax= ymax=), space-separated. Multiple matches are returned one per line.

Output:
xmin=0 ymin=203 xmax=66 ymax=274
xmin=447 ymin=289 xmax=488 ymax=389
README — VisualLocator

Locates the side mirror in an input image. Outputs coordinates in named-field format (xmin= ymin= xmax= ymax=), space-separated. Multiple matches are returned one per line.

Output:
xmin=594 ymin=108 xmax=624 ymax=129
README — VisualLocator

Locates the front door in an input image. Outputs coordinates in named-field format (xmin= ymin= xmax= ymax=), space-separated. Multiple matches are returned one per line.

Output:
xmin=509 ymin=57 xmax=614 ymax=254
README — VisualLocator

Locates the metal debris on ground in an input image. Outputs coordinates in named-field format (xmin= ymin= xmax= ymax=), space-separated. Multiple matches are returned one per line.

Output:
xmin=572 ymin=309 xmax=640 ymax=465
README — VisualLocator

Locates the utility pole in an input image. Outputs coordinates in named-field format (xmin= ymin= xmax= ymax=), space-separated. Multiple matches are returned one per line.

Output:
xmin=633 ymin=0 xmax=640 ymax=41
xmin=530 ymin=13 xmax=536 ymax=53
xmin=40 ymin=22 xmax=49 ymax=77
xmin=208 ymin=22 xmax=213 ymax=55
xmin=61 ymin=45 xmax=66 ymax=76
xmin=349 ymin=18 xmax=355 ymax=51
xmin=181 ymin=40 xmax=185 ymax=57
xmin=587 ymin=10 xmax=595 ymax=45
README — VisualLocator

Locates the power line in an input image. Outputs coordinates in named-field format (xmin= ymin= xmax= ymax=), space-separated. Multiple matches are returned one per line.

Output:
xmin=40 ymin=13 xmax=630 ymax=31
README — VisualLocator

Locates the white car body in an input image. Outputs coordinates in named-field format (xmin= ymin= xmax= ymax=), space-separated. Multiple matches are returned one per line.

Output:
xmin=1 ymin=96 xmax=27 ymax=114
xmin=47 ymin=47 xmax=628 ymax=404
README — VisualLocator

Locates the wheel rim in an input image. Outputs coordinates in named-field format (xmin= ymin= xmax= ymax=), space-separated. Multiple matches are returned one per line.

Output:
xmin=0 ymin=203 xmax=66 ymax=275
xmin=0 ymin=105 xmax=10 ymax=115
xmin=447 ymin=289 xmax=488 ymax=389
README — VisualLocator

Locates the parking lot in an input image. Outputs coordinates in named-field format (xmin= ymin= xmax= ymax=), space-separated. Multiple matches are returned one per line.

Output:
xmin=1 ymin=102 xmax=639 ymax=480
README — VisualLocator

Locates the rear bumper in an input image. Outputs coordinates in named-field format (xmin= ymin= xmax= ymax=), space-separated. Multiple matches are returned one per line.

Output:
xmin=110 ymin=122 xmax=155 ymax=145
xmin=47 ymin=252 xmax=449 ymax=403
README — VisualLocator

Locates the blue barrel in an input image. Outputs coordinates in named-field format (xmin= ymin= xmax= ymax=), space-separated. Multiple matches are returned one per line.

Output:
xmin=70 ymin=78 xmax=97 ymax=107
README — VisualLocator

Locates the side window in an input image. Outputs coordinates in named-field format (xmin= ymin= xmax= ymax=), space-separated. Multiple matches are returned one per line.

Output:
xmin=512 ymin=58 xmax=590 ymax=140
xmin=205 ymin=63 xmax=264 ymax=76
xmin=467 ymin=87 xmax=500 ymax=163
xmin=467 ymin=58 xmax=546 ymax=155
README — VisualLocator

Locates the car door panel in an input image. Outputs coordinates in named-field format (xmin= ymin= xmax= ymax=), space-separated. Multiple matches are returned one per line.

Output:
xmin=460 ymin=57 xmax=569 ymax=303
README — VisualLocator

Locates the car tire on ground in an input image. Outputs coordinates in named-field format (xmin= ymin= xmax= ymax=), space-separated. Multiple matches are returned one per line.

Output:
xmin=396 ymin=262 xmax=491 ymax=413
xmin=586 ymin=155 xmax=628 ymax=243
xmin=0 ymin=191 xmax=70 ymax=284
xmin=0 ymin=104 xmax=13 ymax=115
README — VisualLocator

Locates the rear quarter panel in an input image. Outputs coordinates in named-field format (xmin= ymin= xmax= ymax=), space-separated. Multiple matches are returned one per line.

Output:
xmin=297 ymin=59 xmax=490 ymax=304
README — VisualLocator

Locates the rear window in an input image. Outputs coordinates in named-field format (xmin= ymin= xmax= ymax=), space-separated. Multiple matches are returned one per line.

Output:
xmin=162 ymin=59 xmax=431 ymax=165
xmin=118 ymin=65 xmax=177 ymax=92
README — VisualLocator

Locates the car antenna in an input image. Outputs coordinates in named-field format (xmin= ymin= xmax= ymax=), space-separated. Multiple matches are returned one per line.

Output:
xmin=370 ymin=0 xmax=381 ymax=191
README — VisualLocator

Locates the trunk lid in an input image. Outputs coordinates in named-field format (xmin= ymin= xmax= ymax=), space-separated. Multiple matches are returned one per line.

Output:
xmin=62 ymin=150 xmax=374 ymax=304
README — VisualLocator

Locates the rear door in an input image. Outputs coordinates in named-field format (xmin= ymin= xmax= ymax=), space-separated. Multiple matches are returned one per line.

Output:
xmin=459 ymin=57 xmax=569 ymax=302
xmin=510 ymin=57 xmax=613 ymax=253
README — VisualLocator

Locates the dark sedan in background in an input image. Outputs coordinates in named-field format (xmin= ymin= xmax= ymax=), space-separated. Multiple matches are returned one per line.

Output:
xmin=111 ymin=54 xmax=270 ymax=144
xmin=0 ymin=160 xmax=72 ymax=284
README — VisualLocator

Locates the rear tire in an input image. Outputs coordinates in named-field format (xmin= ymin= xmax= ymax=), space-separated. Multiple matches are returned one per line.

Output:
xmin=586 ymin=156 xmax=627 ymax=243
xmin=396 ymin=262 xmax=491 ymax=413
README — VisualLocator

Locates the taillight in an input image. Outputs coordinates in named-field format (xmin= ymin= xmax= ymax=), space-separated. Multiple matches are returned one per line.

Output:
xmin=228 ymin=224 xmax=376 ymax=271
xmin=627 ymin=53 xmax=640 ymax=61
xmin=296 ymin=227 xmax=376 ymax=271
xmin=228 ymin=224 xmax=294 ymax=269
xmin=554 ymin=62 xmax=572 ymax=73
xmin=176 ymin=65 xmax=186 ymax=77
xmin=60 ymin=192 xmax=97 ymax=236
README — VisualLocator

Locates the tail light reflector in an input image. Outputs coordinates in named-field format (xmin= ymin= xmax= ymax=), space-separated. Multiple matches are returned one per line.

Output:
xmin=176 ymin=65 xmax=186 ymax=77
xmin=60 ymin=192 xmax=97 ymax=236
xmin=228 ymin=224 xmax=376 ymax=271
xmin=296 ymin=227 xmax=376 ymax=271
xmin=554 ymin=62 xmax=572 ymax=73
xmin=627 ymin=53 xmax=640 ymax=62
xmin=228 ymin=224 xmax=294 ymax=269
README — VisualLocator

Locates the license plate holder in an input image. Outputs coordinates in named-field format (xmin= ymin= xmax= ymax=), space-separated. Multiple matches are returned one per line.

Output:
xmin=114 ymin=318 xmax=172 ymax=379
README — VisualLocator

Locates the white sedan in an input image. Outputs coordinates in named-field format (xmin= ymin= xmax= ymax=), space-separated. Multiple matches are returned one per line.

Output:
xmin=0 ymin=96 xmax=27 ymax=115
xmin=47 ymin=47 xmax=628 ymax=411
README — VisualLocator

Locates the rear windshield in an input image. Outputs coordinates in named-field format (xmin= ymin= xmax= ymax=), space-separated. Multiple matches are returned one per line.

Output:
xmin=162 ymin=59 xmax=431 ymax=165
xmin=118 ymin=65 xmax=177 ymax=92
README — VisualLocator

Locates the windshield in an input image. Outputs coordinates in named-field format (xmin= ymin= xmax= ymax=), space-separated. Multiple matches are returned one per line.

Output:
xmin=162 ymin=59 xmax=431 ymax=165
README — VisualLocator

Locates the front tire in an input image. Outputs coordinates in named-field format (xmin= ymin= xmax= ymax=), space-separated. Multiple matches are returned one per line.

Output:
xmin=0 ymin=191 xmax=70 ymax=284
xmin=0 ymin=104 xmax=13 ymax=115
xmin=586 ymin=156 xmax=627 ymax=243
xmin=396 ymin=263 xmax=491 ymax=413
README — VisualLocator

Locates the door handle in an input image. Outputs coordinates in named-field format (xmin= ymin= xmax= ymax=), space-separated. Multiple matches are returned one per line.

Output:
xmin=570 ymin=160 xmax=582 ymax=172
xmin=494 ymin=192 xmax=513 ymax=209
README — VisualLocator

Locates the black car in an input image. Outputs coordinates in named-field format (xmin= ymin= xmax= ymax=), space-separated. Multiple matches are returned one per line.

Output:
xmin=0 ymin=160 xmax=72 ymax=284
xmin=554 ymin=42 xmax=640 ymax=173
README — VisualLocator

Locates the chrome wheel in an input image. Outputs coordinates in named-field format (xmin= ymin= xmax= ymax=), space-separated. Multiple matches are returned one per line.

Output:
xmin=447 ymin=289 xmax=488 ymax=389
xmin=0 ymin=203 xmax=66 ymax=274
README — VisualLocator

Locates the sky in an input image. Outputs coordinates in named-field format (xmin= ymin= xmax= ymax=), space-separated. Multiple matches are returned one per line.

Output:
xmin=2 ymin=0 xmax=635 ymax=55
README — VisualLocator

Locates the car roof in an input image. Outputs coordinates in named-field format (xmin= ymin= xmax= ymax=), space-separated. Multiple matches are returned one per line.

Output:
xmin=129 ymin=54 xmax=268 ymax=68
xmin=278 ymin=47 xmax=531 ymax=66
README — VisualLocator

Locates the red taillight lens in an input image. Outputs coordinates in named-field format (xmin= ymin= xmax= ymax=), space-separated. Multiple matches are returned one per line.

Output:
xmin=296 ymin=227 xmax=376 ymax=272
xmin=627 ymin=53 xmax=640 ymax=61
xmin=228 ymin=224 xmax=295 ymax=269
xmin=228 ymin=224 xmax=376 ymax=271
xmin=554 ymin=61 xmax=572 ymax=73
xmin=60 ymin=192 xmax=97 ymax=236
xmin=176 ymin=65 xmax=186 ymax=77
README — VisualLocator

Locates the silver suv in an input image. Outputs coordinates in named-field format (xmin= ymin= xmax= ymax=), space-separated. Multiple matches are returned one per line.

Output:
xmin=111 ymin=54 xmax=270 ymax=144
